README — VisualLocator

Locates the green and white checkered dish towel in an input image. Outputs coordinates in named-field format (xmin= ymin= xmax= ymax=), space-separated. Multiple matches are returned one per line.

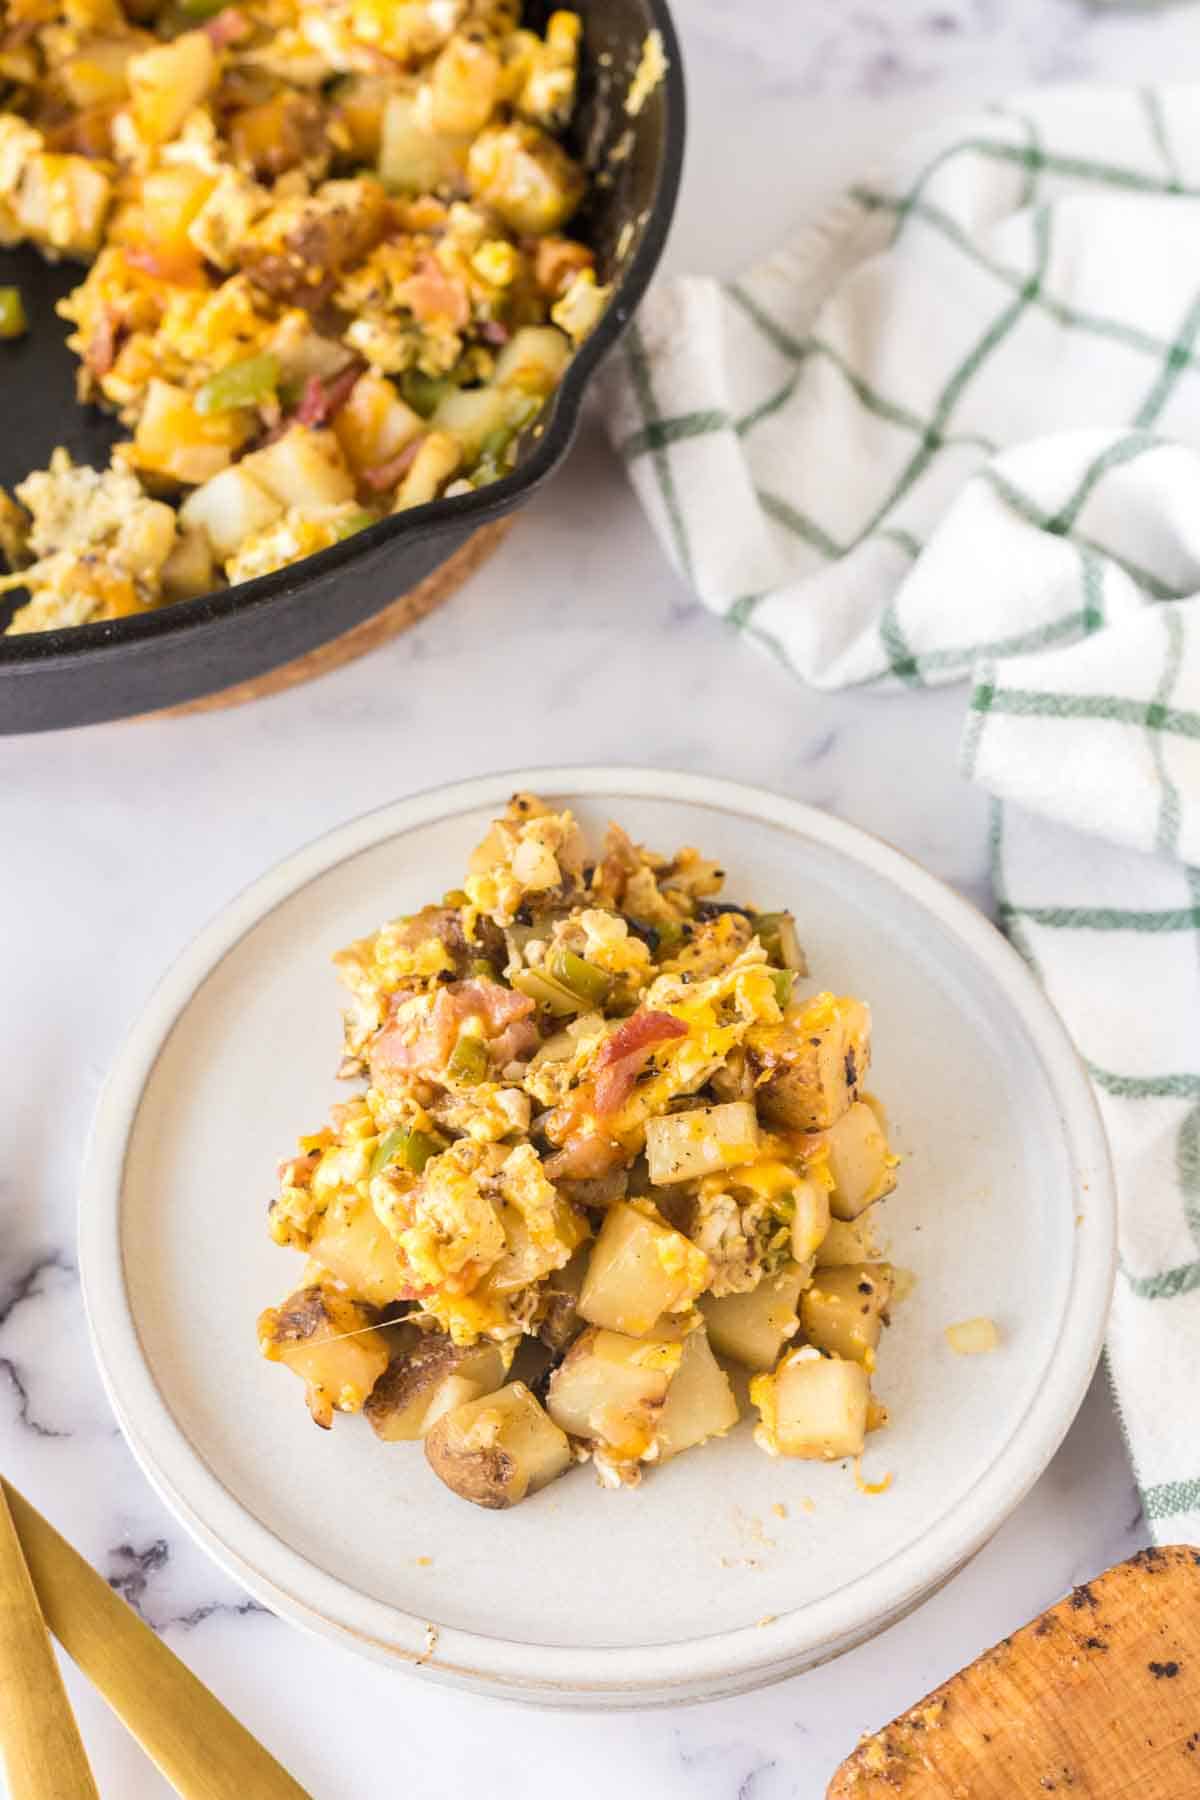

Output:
xmin=603 ymin=86 xmax=1200 ymax=1544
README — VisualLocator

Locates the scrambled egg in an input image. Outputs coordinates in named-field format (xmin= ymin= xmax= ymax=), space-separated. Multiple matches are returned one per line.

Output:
xmin=259 ymin=795 xmax=903 ymax=1498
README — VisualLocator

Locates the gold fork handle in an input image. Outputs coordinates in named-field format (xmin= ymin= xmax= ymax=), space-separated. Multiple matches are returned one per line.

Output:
xmin=0 ymin=1481 xmax=99 ymax=1800
xmin=3 ymin=1479 xmax=311 ymax=1800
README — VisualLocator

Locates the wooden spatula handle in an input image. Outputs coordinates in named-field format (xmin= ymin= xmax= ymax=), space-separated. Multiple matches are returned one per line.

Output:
xmin=0 ymin=1481 xmax=99 ymax=1800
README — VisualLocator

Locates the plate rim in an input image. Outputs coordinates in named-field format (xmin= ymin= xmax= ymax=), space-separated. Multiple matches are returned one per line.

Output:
xmin=79 ymin=766 xmax=1117 ymax=1701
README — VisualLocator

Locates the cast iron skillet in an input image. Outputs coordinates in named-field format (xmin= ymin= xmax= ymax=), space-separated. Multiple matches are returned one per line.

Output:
xmin=0 ymin=0 xmax=684 ymax=732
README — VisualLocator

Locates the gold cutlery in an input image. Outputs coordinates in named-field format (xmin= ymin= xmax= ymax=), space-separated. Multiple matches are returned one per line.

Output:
xmin=2 ymin=1478 xmax=311 ymax=1800
xmin=0 ymin=1479 xmax=98 ymax=1799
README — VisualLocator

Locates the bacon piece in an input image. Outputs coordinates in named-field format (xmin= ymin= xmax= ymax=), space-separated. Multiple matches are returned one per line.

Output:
xmin=125 ymin=245 xmax=208 ymax=288
xmin=403 ymin=254 xmax=470 ymax=330
xmin=480 ymin=319 xmax=510 ymax=345
xmin=294 ymin=361 xmax=362 ymax=428
xmin=534 ymin=236 xmax=594 ymax=298
xmin=205 ymin=7 xmax=250 ymax=46
xmin=371 ymin=978 xmax=535 ymax=1081
xmin=593 ymin=1010 xmax=687 ymax=1117
xmin=361 ymin=435 xmax=424 ymax=491
xmin=491 ymin=1015 xmax=539 ymax=1067
xmin=457 ymin=977 xmax=536 ymax=1036
xmin=276 ymin=1151 xmax=318 ymax=1186
xmin=85 ymin=307 xmax=119 ymax=377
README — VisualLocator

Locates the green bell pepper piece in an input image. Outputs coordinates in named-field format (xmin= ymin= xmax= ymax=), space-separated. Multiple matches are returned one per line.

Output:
xmin=0 ymin=288 xmax=28 ymax=340
xmin=370 ymin=1127 xmax=440 ymax=1178
xmin=195 ymin=353 xmax=280 ymax=415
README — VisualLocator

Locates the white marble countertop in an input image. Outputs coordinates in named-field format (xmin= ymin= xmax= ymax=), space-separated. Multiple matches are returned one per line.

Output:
xmin=4 ymin=2 xmax=1199 ymax=1795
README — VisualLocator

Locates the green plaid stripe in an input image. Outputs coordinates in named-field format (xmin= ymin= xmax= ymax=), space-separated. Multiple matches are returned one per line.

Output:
xmin=1124 ymin=1259 xmax=1200 ymax=1300
xmin=986 ymin=800 xmax=1042 ymax=976
xmin=1136 ymin=290 xmax=1200 ymax=428
xmin=981 ymin=465 xmax=1181 ymax=599
xmin=620 ymin=411 xmax=728 ymax=458
xmin=970 ymin=684 xmax=1200 ymax=740
xmin=992 ymin=803 xmax=1200 ymax=1317
xmin=1141 ymin=87 xmax=1183 ymax=189
xmin=1143 ymin=1476 xmax=1200 ymax=1522
xmin=757 ymin=489 xmax=841 ymax=560
xmin=853 ymin=185 xmax=1200 ymax=384
xmin=882 ymin=134 xmax=1200 ymax=231
xmin=1087 ymin=1066 xmax=1200 ymax=1099
xmin=614 ymin=98 xmax=1200 ymax=1538
xmin=623 ymin=321 xmax=696 ymax=587
xmin=1046 ymin=435 xmax=1162 ymax=535
xmin=1002 ymin=902 xmax=1200 ymax=930
xmin=1151 ymin=610 xmax=1187 ymax=854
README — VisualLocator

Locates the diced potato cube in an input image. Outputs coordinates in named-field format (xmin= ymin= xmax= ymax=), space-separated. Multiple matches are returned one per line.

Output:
xmin=60 ymin=36 xmax=139 ymax=110
xmin=393 ymin=431 xmax=461 ymax=510
xmin=258 ymin=1285 xmax=389 ymax=1429
xmin=179 ymin=463 xmax=283 ymax=560
xmin=15 ymin=154 xmax=112 ymax=259
xmin=791 ymin=1177 xmax=831 ymax=1261
xmin=129 ymin=379 xmax=246 ymax=485
xmin=243 ymin=426 xmax=355 ymax=511
xmin=756 ymin=995 xmax=871 ymax=1131
xmin=700 ymin=1261 xmax=808 ymax=1371
xmin=378 ymin=93 xmax=464 ymax=195
xmin=492 ymin=324 xmax=570 ymax=393
xmin=465 ymin=121 xmax=584 ymax=234
xmin=751 ymin=1349 xmax=869 ymax=1460
xmin=188 ymin=171 xmax=267 ymax=272
xmin=351 ymin=0 xmax=453 ymax=63
xmin=546 ymin=1325 xmax=681 ymax=1462
xmin=820 ymin=1101 xmax=897 ymax=1221
xmin=645 ymin=1101 xmax=759 ymax=1187
xmin=656 ymin=1325 xmax=739 ymax=1460
xmin=128 ymin=30 xmax=215 ymax=146
xmin=550 ymin=268 xmax=610 ymax=343
xmin=137 ymin=165 xmax=216 ymax=255
xmin=365 ymin=1327 xmax=511 ymax=1442
xmin=431 ymin=384 xmax=511 ymax=461
xmin=578 ymin=1201 xmax=710 ymax=1337
xmin=425 ymin=1382 xmax=571 ymax=1509
xmin=333 ymin=371 xmax=423 ymax=475
xmin=816 ymin=1215 xmax=880 ymax=1267
xmin=160 ymin=525 xmax=213 ymax=600
xmin=429 ymin=33 xmax=501 ymax=136
xmin=800 ymin=1264 xmax=893 ymax=1367
xmin=307 ymin=1194 xmax=416 ymax=1308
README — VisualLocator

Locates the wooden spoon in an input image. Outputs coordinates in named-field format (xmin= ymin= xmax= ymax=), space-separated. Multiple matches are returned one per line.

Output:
xmin=828 ymin=1544 xmax=1200 ymax=1797
xmin=0 ymin=1479 xmax=98 ymax=1800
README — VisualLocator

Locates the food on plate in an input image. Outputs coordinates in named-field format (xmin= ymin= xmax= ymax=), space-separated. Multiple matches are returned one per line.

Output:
xmin=258 ymin=793 xmax=905 ymax=1507
xmin=945 ymin=1316 xmax=999 ymax=1356
xmin=0 ymin=2 xmax=607 ymax=633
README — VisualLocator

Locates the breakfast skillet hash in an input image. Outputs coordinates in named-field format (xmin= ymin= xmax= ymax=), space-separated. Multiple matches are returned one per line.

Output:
xmin=0 ymin=0 xmax=612 ymax=633
xmin=259 ymin=794 xmax=904 ymax=1509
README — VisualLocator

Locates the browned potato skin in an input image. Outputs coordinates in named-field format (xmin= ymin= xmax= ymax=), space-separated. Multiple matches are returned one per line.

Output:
xmin=230 ymin=91 xmax=326 ymax=180
xmin=753 ymin=999 xmax=871 ymax=1132
xmin=534 ymin=1245 xmax=589 ymax=1353
xmin=363 ymin=1328 xmax=507 ymax=1441
xmin=424 ymin=1382 xmax=570 ymax=1510
xmin=258 ymin=1285 xmax=389 ymax=1429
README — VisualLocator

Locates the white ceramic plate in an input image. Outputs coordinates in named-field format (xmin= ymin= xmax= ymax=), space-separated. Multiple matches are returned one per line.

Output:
xmin=81 ymin=769 xmax=1115 ymax=1707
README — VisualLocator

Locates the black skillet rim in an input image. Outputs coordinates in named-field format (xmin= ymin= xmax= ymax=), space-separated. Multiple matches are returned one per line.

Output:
xmin=0 ymin=0 xmax=685 ymax=675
